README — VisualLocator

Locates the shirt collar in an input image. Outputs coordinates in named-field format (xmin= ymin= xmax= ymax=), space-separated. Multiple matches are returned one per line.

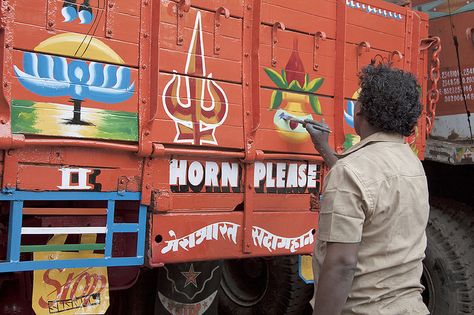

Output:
xmin=337 ymin=132 xmax=404 ymax=157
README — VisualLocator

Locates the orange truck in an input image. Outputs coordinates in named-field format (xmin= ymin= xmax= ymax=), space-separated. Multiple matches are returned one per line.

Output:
xmin=0 ymin=0 xmax=436 ymax=314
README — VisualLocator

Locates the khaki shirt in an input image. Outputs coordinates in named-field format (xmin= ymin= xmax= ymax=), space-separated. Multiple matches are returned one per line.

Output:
xmin=313 ymin=132 xmax=429 ymax=315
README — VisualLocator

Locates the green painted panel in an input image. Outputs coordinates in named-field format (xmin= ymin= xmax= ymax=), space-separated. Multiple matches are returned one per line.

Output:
xmin=12 ymin=100 xmax=138 ymax=141
xmin=20 ymin=243 xmax=105 ymax=253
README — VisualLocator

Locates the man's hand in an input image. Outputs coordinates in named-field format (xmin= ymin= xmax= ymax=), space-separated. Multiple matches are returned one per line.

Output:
xmin=304 ymin=120 xmax=338 ymax=168
xmin=305 ymin=121 xmax=330 ymax=150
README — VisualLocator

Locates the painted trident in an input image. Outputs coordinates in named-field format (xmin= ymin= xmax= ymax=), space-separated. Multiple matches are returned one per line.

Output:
xmin=162 ymin=12 xmax=228 ymax=146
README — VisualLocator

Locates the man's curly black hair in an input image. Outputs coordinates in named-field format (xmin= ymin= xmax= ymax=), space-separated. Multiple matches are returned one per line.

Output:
xmin=358 ymin=64 xmax=421 ymax=136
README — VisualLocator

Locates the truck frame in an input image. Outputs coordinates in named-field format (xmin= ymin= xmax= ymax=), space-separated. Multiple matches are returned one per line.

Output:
xmin=0 ymin=0 xmax=439 ymax=314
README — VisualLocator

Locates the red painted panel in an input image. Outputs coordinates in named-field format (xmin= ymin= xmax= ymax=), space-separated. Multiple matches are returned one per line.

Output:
xmin=17 ymin=164 xmax=140 ymax=192
xmin=168 ymin=0 xmax=245 ymax=18
xmin=152 ymin=211 xmax=317 ymax=264
xmin=159 ymin=4 xmax=243 ymax=83
xmin=261 ymin=0 xmax=337 ymax=38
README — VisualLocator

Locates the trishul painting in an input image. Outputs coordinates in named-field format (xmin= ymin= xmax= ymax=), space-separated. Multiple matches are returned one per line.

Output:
xmin=162 ymin=12 xmax=229 ymax=146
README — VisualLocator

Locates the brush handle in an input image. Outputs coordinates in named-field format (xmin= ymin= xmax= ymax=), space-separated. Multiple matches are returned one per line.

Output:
xmin=300 ymin=119 xmax=332 ymax=133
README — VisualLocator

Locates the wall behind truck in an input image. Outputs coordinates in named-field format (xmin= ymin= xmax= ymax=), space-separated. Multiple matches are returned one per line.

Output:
xmin=411 ymin=0 xmax=473 ymax=205
xmin=412 ymin=0 xmax=474 ymax=165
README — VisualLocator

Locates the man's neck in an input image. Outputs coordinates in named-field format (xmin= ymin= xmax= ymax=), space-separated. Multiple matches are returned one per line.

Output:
xmin=359 ymin=125 xmax=384 ymax=141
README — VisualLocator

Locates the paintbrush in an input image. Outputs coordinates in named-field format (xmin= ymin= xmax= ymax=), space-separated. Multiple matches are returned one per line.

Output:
xmin=278 ymin=112 xmax=332 ymax=133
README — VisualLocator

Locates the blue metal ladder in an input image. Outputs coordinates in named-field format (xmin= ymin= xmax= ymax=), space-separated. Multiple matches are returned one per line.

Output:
xmin=0 ymin=191 xmax=147 ymax=272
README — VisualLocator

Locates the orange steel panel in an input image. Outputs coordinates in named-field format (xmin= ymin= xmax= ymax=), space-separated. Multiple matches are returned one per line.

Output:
xmin=159 ymin=5 xmax=243 ymax=83
xmin=171 ymin=0 xmax=246 ymax=18
xmin=158 ymin=194 xmax=244 ymax=212
xmin=261 ymin=0 xmax=337 ymax=38
xmin=17 ymin=164 xmax=140 ymax=192
xmin=253 ymin=194 xmax=313 ymax=212
xmin=0 ymin=0 xmax=431 ymax=265
xmin=152 ymin=211 xmax=317 ymax=263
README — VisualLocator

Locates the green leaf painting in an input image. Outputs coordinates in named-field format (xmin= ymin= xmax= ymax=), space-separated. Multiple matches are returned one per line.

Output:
xmin=264 ymin=67 xmax=325 ymax=115
xmin=264 ymin=68 xmax=287 ymax=89
xmin=306 ymin=78 xmax=324 ymax=93
xmin=288 ymin=80 xmax=303 ymax=91
xmin=303 ymin=74 xmax=309 ymax=90
xmin=270 ymin=90 xmax=283 ymax=109
xmin=281 ymin=69 xmax=288 ymax=86
xmin=309 ymin=94 xmax=322 ymax=115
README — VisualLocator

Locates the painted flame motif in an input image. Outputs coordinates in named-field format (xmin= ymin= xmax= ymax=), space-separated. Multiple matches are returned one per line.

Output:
xmin=162 ymin=12 xmax=228 ymax=145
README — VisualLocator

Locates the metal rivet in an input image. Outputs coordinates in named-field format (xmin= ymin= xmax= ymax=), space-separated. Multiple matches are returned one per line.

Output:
xmin=146 ymin=184 xmax=151 ymax=189
xmin=247 ymin=4 xmax=252 ymax=10
xmin=142 ymin=98 xmax=147 ymax=104
xmin=244 ymin=53 xmax=249 ymax=57
xmin=216 ymin=46 xmax=221 ymax=51
xmin=142 ymin=64 xmax=147 ymax=70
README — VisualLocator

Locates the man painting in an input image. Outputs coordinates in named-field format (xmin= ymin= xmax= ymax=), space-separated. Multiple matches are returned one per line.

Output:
xmin=306 ymin=64 xmax=430 ymax=315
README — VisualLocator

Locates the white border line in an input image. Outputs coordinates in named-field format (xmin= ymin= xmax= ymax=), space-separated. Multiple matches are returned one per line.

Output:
xmin=21 ymin=227 xmax=106 ymax=235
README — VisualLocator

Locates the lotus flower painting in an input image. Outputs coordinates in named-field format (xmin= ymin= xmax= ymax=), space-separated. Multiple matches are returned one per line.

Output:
xmin=11 ymin=3 xmax=138 ymax=141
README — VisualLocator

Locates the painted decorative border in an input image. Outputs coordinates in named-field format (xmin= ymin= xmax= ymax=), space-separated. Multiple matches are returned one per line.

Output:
xmin=346 ymin=0 xmax=404 ymax=20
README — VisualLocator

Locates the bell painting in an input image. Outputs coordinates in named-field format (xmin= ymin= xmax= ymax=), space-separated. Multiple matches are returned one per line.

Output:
xmin=11 ymin=1 xmax=138 ymax=141
xmin=264 ymin=39 xmax=324 ymax=143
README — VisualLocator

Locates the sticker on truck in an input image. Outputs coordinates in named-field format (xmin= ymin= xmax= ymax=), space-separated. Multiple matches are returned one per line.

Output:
xmin=32 ymin=234 xmax=109 ymax=315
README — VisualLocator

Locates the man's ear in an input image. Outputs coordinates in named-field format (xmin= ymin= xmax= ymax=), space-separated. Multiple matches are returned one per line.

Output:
xmin=354 ymin=101 xmax=363 ymax=116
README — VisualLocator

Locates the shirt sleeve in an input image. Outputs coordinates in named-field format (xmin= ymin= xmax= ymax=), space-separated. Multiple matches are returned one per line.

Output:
xmin=318 ymin=162 xmax=368 ymax=243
